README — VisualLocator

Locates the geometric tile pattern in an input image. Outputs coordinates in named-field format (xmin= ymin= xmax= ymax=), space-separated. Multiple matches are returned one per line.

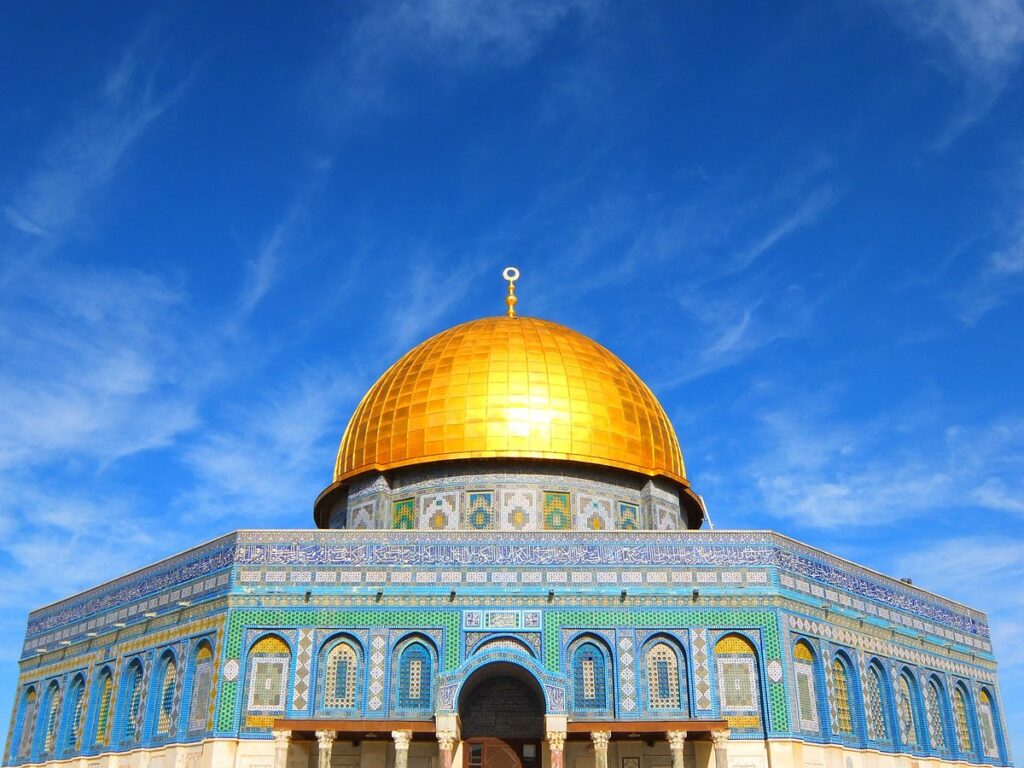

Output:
xmin=543 ymin=492 xmax=570 ymax=530
xmin=575 ymin=495 xmax=613 ymax=530
xmin=292 ymin=629 xmax=313 ymax=712
xmin=465 ymin=492 xmax=495 ymax=530
xmin=500 ymin=489 xmax=539 ymax=531
xmin=618 ymin=633 xmax=636 ymax=712
xmin=690 ymin=628 xmax=712 ymax=712
xmin=419 ymin=493 xmax=459 ymax=530
xmin=392 ymin=498 xmax=415 ymax=529
xmin=368 ymin=631 xmax=387 ymax=711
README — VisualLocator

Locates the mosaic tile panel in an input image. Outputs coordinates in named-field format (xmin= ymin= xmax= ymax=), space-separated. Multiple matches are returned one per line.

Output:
xmin=291 ymin=629 xmax=313 ymax=712
xmin=691 ymin=628 xmax=712 ymax=712
xmin=419 ymin=492 xmax=459 ymax=530
xmin=368 ymin=631 xmax=387 ymax=712
xmin=392 ymin=498 xmax=415 ymax=529
xmin=499 ymin=489 xmax=539 ymax=530
xmin=575 ymin=494 xmax=613 ymax=531
xmin=616 ymin=501 xmax=640 ymax=530
xmin=465 ymin=492 xmax=495 ymax=530
xmin=618 ymin=633 xmax=637 ymax=711
xmin=349 ymin=500 xmax=376 ymax=529
xmin=543 ymin=492 xmax=570 ymax=530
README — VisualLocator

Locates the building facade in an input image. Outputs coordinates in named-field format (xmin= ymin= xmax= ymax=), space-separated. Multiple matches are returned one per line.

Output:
xmin=4 ymin=280 xmax=1013 ymax=768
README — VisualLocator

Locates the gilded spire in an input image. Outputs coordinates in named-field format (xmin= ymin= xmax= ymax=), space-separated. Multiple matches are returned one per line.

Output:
xmin=503 ymin=266 xmax=520 ymax=318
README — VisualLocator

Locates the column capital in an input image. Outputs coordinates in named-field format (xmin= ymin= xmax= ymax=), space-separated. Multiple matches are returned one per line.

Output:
xmin=273 ymin=729 xmax=293 ymax=744
xmin=546 ymin=731 xmax=567 ymax=752
xmin=316 ymin=729 xmax=338 ymax=748
xmin=392 ymin=731 xmax=414 ymax=750
xmin=711 ymin=729 xmax=730 ymax=747
xmin=437 ymin=730 xmax=459 ymax=751
xmin=590 ymin=731 xmax=611 ymax=749
xmin=666 ymin=731 xmax=687 ymax=750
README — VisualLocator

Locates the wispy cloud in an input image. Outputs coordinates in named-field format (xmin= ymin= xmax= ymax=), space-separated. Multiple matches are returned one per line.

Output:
xmin=1 ymin=32 xmax=190 ymax=250
xmin=739 ymin=406 xmax=1024 ymax=530
xmin=955 ymin=211 xmax=1024 ymax=322
xmin=177 ymin=371 xmax=361 ymax=526
xmin=232 ymin=161 xmax=333 ymax=327
xmin=315 ymin=0 xmax=600 ymax=123
xmin=878 ymin=0 xmax=1024 ymax=147
xmin=386 ymin=256 xmax=492 ymax=351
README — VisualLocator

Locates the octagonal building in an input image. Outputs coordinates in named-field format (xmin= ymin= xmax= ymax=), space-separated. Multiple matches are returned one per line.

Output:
xmin=4 ymin=276 xmax=1011 ymax=768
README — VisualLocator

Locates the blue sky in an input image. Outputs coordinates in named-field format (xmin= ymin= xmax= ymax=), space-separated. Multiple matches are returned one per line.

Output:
xmin=2 ymin=0 xmax=1023 ymax=742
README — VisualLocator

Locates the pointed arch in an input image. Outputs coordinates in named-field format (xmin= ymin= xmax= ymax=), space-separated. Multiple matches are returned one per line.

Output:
xmin=791 ymin=639 xmax=823 ymax=735
xmin=977 ymin=687 xmax=1001 ymax=759
xmin=642 ymin=636 xmax=688 ymax=713
xmin=38 ymin=680 xmax=62 ymax=758
xmin=62 ymin=674 xmax=87 ymax=755
xmin=713 ymin=633 xmax=763 ymax=731
xmin=92 ymin=668 xmax=115 ymax=747
xmin=153 ymin=650 xmax=179 ymax=736
xmin=568 ymin=635 xmax=614 ymax=714
xmin=829 ymin=652 xmax=855 ymax=736
xmin=953 ymin=683 xmax=973 ymax=754
xmin=895 ymin=669 xmax=922 ymax=749
xmin=924 ymin=675 xmax=950 ymax=752
xmin=392 ymin=634 xmax=438 ymax=715
xmin=319 ymin=634 xmax=363 ymax=712
xmin=12 ymin=686 xmax=38 ymax=761
xmin=864 ymin=660 xmax=891 ymax=742
xmin=117 ymin=659 xmax=145 ymax=744
xmin=186 ymin=640 xmax=216 ymax=734
xmin=244 ymin=633 xmax=292 ymax=728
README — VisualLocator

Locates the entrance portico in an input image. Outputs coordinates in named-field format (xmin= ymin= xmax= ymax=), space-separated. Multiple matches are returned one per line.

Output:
xmin=271 ymin=717 xmax=731 ymax=768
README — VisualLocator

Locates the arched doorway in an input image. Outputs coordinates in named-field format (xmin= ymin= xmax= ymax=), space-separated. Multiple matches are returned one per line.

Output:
xmin=459 ymin=662 xmax=545 ymax=768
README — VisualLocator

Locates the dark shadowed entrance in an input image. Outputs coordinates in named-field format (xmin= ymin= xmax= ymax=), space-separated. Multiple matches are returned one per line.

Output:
xmin=459 ymin=662 xmax=545 ymax=768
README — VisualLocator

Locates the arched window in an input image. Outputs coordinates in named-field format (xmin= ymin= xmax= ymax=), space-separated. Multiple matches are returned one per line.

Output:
xmin=119 ymin=661 xmax=144 ymax=743
xmin=154 ymin=653 xmax=178 ymax=736
xmin=14 ymin=687 xmax=38 ymax=760
xmin=864 ymin=663 xmax=889 ymax=741
xmin=40 ymin=681 xmax=61 ymax=756
xmin=323 ymin=640 xmax=360 ymax=710
xmin=792 ymin=641 xmax=820 ymax=734
xmin=93 ymin=671 xmax=114 ymax=746
xmin=571 ymin=640 xmax=610 ymax=712
xmin=925 ymin=678 xmax=948 ymax=751
xmin=830 ymin=656 xmax=854 ymax=735
xmin=397 ymin=641 xmax=434 ymax=712
xmin=977 ymin=689 xmax=998 ymax=758
xmin=953 ymin=684 xmax=973 ymax=754
xmin=714 ymin=634 xmax=762 ymax=730
xmin=245 ymin=635 xmax=291 ymax=728
xmin=644 ymin=640 xmax=687 ymax=711
xmin=63 ymin=675 xmax=87 ymax=754
xmin=896 ymin=672 xmax=919 ymax=748
xmin=187 ymin=643 xmax=215 ymax=734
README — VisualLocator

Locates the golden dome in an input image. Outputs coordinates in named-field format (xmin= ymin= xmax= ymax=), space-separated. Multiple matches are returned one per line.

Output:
xmin=332 ymin=315 xmax=690 ymax=486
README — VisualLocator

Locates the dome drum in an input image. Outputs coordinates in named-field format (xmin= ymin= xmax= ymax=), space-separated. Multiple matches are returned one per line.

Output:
xmin=315 ymin=458 xmax=702 ymax=531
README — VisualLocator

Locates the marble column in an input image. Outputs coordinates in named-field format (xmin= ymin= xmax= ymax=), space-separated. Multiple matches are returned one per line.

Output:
xmin=711 ymin=729 xmax=730 ymax=768
xmin=437 ymin=730 xmax=458 ymax=768
xmin=273 ymin=729 xmax=293 ymax=768
xmin=591 ymin=731 xmax=611 ymax=768
xmin=666 ymin=731 xmax=687 ymax=768
xmin=393 ymin=730 xmax=413 ymax=768
xmin=546 ymin=731 xmax=567 ymax=768
xmin=316 ymin=729 xmax=337 ymax=768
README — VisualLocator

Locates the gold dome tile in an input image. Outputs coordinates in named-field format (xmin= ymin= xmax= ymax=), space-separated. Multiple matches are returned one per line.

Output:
xmin=332 ymin=315 xmax=690 ymax=487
